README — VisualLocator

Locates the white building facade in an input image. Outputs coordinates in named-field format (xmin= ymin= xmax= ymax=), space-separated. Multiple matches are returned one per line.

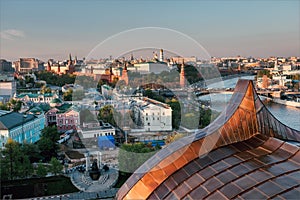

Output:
xmin=78 ymin=121 xmax=116 ymax=139
xmin=131 ymin=97 xmax=172 ymax=132
xmin=134 ymin=62 xmax=170 ymax=74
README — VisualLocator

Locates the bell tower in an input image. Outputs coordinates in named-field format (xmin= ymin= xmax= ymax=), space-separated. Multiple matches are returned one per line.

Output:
xmin=180 ymin=59 xmax=185 ymax=88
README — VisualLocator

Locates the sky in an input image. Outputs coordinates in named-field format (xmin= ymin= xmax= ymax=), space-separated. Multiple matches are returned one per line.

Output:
xmin=0 ymin=0 xmax=299 ymax=61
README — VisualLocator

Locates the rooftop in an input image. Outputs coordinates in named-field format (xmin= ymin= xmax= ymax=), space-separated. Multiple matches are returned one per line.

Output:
xmin=117 ymin=79 xmax=300 ymax=199
xmin=0 ymin=112 xmax=36 ymax=130
xmin=17 ymin=93 xmax=55 ymax=99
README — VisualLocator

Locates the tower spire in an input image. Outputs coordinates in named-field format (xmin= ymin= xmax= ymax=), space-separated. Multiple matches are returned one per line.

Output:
xmin=159 ymin=49 xmax=164 ymax=62
xmin=122 ymin=62 xmax=129 ymax=85
xmin=57 ymin=62 xmax=60 ymax=73
xmin=180 ymin=59 xmax=185 ymax=88
xmin=47 ymin=61 xmax=51 ymax=71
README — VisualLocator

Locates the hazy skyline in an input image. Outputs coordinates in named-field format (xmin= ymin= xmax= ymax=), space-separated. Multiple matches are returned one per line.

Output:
xmin=0 ymin=0 xmax=299 ymax=61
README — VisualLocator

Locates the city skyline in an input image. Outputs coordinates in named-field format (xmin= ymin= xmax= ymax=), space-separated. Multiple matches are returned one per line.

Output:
xmin=0 ymin=0 xmax=299 ymax=61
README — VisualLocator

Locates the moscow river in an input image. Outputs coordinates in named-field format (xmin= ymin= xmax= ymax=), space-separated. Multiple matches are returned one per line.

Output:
xmin=199 ymin=75 xmax=300 ymax=131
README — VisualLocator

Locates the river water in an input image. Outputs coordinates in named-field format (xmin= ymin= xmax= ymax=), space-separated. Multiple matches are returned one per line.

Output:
xmin=199 ymin=76 xmax=300 ymax=131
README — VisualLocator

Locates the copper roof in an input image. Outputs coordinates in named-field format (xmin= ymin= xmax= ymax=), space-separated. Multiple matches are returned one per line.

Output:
xmin=117 ymin=80 xmax=300 ymax=199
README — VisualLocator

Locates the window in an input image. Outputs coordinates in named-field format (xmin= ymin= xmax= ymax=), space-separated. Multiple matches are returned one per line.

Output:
xmin=146 ymin=113 xmax=148 ymax=116
xmin=148 ymin=123 xmax=150 ymax=126
xmin=94 ymin=134 xmax=96 ymax=137
xmin=146 ymin=117 xmax=148 ymax=121
xmin=157 ymin=117 xmax=159 ymax=120
xmin=163 ymin=112 xmax=165 ymax=115
xmin=153 ymin=117 xmax=155 ymax=120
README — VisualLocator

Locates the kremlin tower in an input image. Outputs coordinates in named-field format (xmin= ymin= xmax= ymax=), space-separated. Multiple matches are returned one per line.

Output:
xmin=47 ymin=61 xmax=51 ymax=71
xmin=57 ymin=62 xmax=61 ymax=73
xmin=159 ymin=49 xmax=164 ymax=62
xmin=121 ymin=62 xmax=129 ymax=85
xmin=180 ymin=59 xmax=185 ymax=88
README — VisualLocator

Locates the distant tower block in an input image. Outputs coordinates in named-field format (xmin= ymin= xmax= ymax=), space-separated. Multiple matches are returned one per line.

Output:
xmin=159 ymin=49 xmax=164 ymax=62
xmin=180 ymin=60 xmax=185 ymax=88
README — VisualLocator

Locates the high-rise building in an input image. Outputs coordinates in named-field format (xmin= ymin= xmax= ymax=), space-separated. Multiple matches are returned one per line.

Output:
xmin=0 ymin=59 xmax=13 ymax=72
xmin=14 ymin=58 xmax=44 ymax=73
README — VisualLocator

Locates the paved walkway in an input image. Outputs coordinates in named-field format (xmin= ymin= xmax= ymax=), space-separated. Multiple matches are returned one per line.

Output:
xmin=29 ymin=168 xmax=119 ymax=200
xmin=70 ymin=168 xmax=119 ymax=192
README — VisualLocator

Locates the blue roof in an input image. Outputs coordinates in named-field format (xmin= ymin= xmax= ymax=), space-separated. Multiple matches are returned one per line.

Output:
xmin=0 ymin=112 xmax=36 ymax=130
xmin=98 ymin=135 xmax=114 ymax=141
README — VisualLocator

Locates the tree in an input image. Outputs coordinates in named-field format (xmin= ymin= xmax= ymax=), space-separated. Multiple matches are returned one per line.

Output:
xmin=49 ymin=157 xmax=63 ymax=175
xmin=167 ymin=100 xmax=181 ymax=129
xmin=7 ymin=99 xmax=23 ymax=112
xmin=22 ymin=143 xmax=42 ymax=163
xmin=0 ymin=102 xmax=9 ymax=110
xmin=34 ymin=71 xmax=76 ymax=87
xmin=257 ymin=69 xmax=272 ymax=78
xmin=0 ymin=139 xmax=33 ymax=180
xmin=36 ymin=163 xmax=48 ymax=177
xmin=40 ymin=85 xmax=52 ymax=94
xmin=118 ymin=143 xmax=159 ymax=174
xmin=143 ymin=88 xmax=165 ymax=103
xmin=63 ymin=88 xmax=73 ymax=101
xmin=98 ymin=105 xmax=117 ymax=125
xmin=38 ymin=126 xmax=60 ymax=161
xmin=25 ymin=76 xmax=34 ymax=84
xmin=165 ymin=133 xmax=185 ymax=144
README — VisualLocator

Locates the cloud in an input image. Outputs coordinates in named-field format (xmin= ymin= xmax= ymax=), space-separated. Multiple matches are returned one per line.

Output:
xmin=0 ymin=29 xmax=25 ymax=40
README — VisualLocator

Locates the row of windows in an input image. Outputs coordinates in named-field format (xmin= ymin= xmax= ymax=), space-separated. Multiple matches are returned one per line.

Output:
xmin=145 ymin=112 xmax=165 ymax=116
xmin=58 ymin=125 xmax=75 ymax=128
xmin=57 ymin=114 xmax=78 ymax=118
xmin=11 ymin=130 xmax=40 ymax=140
xmin=12 ymin=123 xmax=39 ymax=136
xmin=48 ymin=116 xmax=56 ymax=121
xmin=57 ymin=119 xmax=78 ymax=124
xmin=145 ymin=117 xmax=160 ymax=121
xmin=94 ymin=132 xmax=114 ymax=137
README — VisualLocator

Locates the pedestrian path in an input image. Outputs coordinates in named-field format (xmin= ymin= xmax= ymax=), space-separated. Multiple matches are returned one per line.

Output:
xmin=70 ymin=168 xmax=119 ymax=192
